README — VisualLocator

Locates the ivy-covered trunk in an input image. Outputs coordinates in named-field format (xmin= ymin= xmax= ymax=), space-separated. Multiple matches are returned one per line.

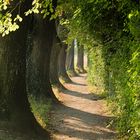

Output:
xmin=0 ymin=1 xmax=49 ymax=137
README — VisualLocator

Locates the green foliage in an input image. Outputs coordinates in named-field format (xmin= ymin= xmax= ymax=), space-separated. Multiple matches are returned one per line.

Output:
xmin=87 ymin=45 xmax=106 ymax=93
xmin=127 ymin=41 xmax=140 ymax=139
xmin=128 ymin=10 xmax=140 ymax=39
xmin=0 ymin=1 xmax=23 ymax=36
xmin=0 ymin=0 xmax=56 ymax=36
xmin=103 ymin=39 xmax=140 ymax=139
xmin=59 ymin=0 xmax=140 ymax=139
xmin=25 ymin=0 xmax=56 ymax=19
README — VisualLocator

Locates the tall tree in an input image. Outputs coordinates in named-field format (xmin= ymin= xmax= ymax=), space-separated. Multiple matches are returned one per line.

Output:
xmin=27 ymin=0 xmax=60 ymax=104
xmin=57 ymin=16 xmax=72 ymax=83
xmin=50 ymin=28 xmax=66 ymax=91
xmin=0 ymin=0 xmax=49 ymax=138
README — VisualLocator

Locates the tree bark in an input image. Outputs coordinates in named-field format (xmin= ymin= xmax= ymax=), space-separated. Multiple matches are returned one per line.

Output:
xmin=77 ymin=45 xmax=86 ymax=73
xmin=27 ymin=0 xmax=59 ymax=104
xmin=58 ymin=44 xmax=72 ymax=83
xmin=50 ymin=33 xmax=66 ymax=91
xmin=0 ymin=1 xmax=49 ymax=138
xmin=27 ymin=15 xmax=59 ymax=103
xmin=66 ymin=41 xmax=78 ymax=77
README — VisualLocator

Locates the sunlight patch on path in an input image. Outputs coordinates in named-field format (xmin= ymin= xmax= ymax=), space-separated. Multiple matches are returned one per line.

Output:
xmin=49 ymin=74 xmax=117 ymax=140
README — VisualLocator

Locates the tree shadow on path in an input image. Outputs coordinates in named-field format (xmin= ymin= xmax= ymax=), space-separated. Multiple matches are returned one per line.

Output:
xmin=49 ymin=74 xmax=117 ymax=140
xmin=63 ymin=89 xmax=105 ymax=101
xmin=49 ymin=104 xmax=117 ymax=140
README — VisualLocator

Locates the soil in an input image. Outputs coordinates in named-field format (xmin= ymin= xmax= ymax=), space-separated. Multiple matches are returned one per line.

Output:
xmin=48 ymin=74 xmax=117 ymax=140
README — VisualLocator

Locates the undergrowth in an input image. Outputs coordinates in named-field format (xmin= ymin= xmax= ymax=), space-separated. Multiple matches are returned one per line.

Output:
xmin=29 ymin=95 xmax=52 ymax=128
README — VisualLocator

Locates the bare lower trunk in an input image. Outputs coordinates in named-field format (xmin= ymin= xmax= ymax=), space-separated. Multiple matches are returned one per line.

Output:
xmin=27 ymin=14 xmax=59 ymax=103
xmin=77 ymin=45 xmax=86 ymax=73
xmin=66 ymin=41 xmax=77 ymax=77
xmin=58 ymin=44 xmax=72 ymax=83
xmin=50 ymin=34 xmax=66 ymax=91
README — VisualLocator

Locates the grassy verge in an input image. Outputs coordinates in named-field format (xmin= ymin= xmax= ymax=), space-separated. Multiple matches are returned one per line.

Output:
xmin=29 ymin=95 xmax=52 ymax=128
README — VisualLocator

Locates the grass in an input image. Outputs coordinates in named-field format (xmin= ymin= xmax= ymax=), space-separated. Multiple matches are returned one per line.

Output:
xmin=29 ymin=95 xmax=52 ymax=128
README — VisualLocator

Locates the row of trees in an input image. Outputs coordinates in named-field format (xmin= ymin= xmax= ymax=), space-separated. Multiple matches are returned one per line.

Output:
xmin=61 ymin=0 xmax=140 ymax=139
xmin=1 ymin=0 xmax=140 ymax=139
xmin=0 ymin=0 xmax=86 ymax=139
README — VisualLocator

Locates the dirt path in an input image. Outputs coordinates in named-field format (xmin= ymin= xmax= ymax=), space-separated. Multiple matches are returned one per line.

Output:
xmin=48 ymin=74 xmax=117 ymax=140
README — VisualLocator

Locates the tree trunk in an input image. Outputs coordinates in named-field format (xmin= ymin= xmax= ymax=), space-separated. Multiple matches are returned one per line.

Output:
xmin=58 ymin=44 xmax=72 ymax=83
xmin=66 ymin=41 xmax=77 ymax=77
xmin=0 ymin=1 xmax=49 ymax=138
xmin=77 ymin=45 xmax=86 ymax=73
xmin=27 ymin=14 xmax=59 ymax=103
xmin=50 ymin=33 xmax=66 ymax=91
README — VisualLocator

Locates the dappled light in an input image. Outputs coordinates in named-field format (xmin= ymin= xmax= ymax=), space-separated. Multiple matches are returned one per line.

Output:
xmin=0 ymin=0 xmax=139 ymax=140
xmin=48 ymin=75 xmax=116 ymax=140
